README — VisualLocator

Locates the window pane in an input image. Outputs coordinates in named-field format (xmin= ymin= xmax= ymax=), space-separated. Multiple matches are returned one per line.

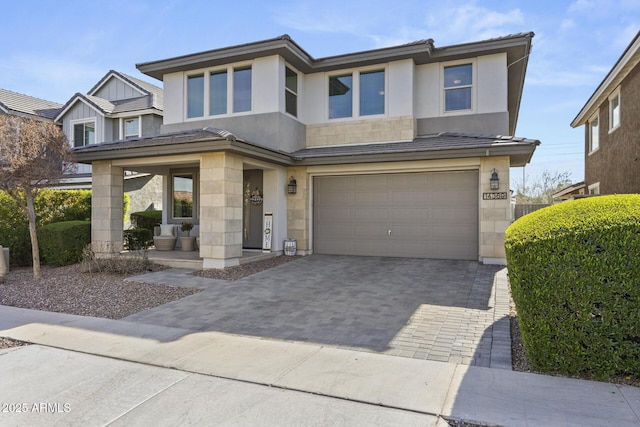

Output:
xmin=209 ymin=70 xmax=227 ymax=115
xmin=590 ymin=118 xmax=599 ymax=150
xmin=173 ymin=174 xmax=193 ymax=218
xmin=286 ymin=90 xmax=297 ymax=117
xmin=124 ymin=118 xmax=139 ymax=138
xmin=286 ymin=67 xmax=297 ymax=93
xmin=84 ymin=122 xmax=95 ymax=145
xmin=360 ymin=70 xmax=384 ymax=116
xmin=611 ymin=96 xmax=620 ymax=128
xmin=73 ymin=124 xmax=84 ymax=147
xmin=445 ymin=87 xmax=472 ymax=111
xmin=233 ymin=67 xmax=252 ymax=113
xmin=329 ymin=74 xmax=352 ymax=119
xmin=444 ymin=64 xmax=472 ymax=88
xmin=187 ymin=74 xmax=204 ymax=118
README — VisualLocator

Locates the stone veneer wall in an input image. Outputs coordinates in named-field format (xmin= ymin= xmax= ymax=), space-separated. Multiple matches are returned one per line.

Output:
xmin=479 ymin=156 xmax=510 ymax=263
xmin=199 ymin=152 xmax=243 ymax=267
xmin=286 ymin=166 xmax=310 ymax=253
xmin=91 ymin=161 xmax=124 ymax=256
xmin=306 ymin=116 xmax=415 ymax=147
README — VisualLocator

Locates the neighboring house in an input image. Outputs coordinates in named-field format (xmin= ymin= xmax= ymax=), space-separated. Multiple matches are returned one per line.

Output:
xmin=0 ymin=88 xmax=62 ymax=121
xmin=55 ymin=70 xmax=164 ymax=214
xmin=571 ymin=31 xmax=640 ymax=195
xmin=552 ymin=181 xmax=586 ymax=202
xmin=73 ymin=33 xmax=539 ymax=268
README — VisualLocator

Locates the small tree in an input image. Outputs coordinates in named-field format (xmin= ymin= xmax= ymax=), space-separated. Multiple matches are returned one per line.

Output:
xmin=0 ymin=115 xmax=76 ymax=279
xmin=514 ymin=169 xmax=573 ymax=204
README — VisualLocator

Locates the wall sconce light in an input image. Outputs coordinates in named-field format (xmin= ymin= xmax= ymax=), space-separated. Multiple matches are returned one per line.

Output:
xmin=490 ymin=169 xmax=500 ymax=190
xmin=287 ymin=176 xmax=297 ymax=194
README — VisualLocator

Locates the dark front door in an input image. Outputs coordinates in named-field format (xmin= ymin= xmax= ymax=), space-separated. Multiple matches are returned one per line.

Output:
xmin=243 ymin=169 xmax=263 ymax=249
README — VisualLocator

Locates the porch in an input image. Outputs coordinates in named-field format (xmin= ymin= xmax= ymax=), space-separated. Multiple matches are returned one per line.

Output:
xmin=145 ymin=249 xmax=280 ymax=270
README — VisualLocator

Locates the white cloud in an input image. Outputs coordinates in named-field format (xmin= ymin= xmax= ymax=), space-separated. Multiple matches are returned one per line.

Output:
xmin=560 ymin=19 xmax=576 ymax=31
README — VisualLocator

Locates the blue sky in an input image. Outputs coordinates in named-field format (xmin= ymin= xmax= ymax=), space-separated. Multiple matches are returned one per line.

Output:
xmin=1 ymin=0 xmax=638 ymax=188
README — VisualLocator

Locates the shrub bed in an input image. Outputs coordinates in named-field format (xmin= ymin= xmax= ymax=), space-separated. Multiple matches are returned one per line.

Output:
xmin=38 ymin=221 xmax=91 ymax=266
xmin=124 ymin=228 xmax=153 ymax=250
xmin=505 ymin=195 xmax=640 ymax=379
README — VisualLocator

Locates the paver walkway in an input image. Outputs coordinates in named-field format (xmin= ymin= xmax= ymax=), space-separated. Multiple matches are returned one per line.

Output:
xmin=125 ymin=255 xmax=510 ymax=368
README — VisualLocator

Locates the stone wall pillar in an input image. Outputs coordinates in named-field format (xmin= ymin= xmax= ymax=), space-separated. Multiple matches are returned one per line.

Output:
xmin=479 ymin=156 xmax=510 ymax=264
xmin=92 ymin=161 xmax=124 ymax=256
xmin=286 ymin=166 xmax=310 ymax=254
xmin=200 ymin=152 xmax=243 ymax=268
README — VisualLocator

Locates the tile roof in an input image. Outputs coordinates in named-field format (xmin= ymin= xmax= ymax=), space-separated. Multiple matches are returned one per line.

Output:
xmin=0 ymin=88 xmax=62 ymax=120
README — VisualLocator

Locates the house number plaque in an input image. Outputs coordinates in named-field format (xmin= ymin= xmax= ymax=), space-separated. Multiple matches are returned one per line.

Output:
xmin=482 ymin=192 xmax=508 ymax=200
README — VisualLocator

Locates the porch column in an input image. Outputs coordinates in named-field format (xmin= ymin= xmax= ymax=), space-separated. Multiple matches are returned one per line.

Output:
xmin=91 ymin=160 xmax=124 ymax=256
xmin=200 ymin=152 xmax=243 ymax=268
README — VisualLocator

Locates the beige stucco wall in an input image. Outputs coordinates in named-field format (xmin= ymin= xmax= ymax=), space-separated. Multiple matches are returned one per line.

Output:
xmin=306 ymin=116 xmax=415 ymax=147
xmin=479 ymin=156 xmax=510 ymax=263
xmin=286 ymin=166 xmax=310 ymax=253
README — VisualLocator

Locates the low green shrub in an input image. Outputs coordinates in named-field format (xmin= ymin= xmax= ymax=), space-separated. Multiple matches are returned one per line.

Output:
xmin=505 ymin=195 xmax=640 ymax=379
xmin=124 ymin=228 xmax=153 ymax=250
xmin=38 ymin=221 xmax=91 ymax=266
xmin=130 ymin=210 xmax=162 ymax=231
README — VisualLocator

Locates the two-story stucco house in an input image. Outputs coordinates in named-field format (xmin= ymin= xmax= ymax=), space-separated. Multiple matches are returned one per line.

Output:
xmin=73 ymin=33 xmax=539 ymax=268
xmin=56 ymin=70 xmax=164 ymax=213
xmin=571 ymin=31 xmax=640 ymax=195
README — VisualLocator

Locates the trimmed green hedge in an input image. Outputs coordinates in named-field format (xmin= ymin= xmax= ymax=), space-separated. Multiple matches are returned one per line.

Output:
xmin=38 ymin=221 xmax=91 ymax=266
xmin=130 ymin=210 xmax=162 ymax=231
xmin=124 ymin=228 xmax=153 ymax=250
xmin=505 ymin=195 xmax=640 ymax=379
xmin=0 ymin=189 xmax=129 ymax=266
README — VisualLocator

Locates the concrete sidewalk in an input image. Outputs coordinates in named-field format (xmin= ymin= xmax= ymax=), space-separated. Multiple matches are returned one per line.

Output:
xmin=1 ymin=305 xmax=639 ymax=426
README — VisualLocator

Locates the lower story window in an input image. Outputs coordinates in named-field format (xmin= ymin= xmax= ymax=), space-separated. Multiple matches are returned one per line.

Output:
xmin=173 ymin=173 xmax=194 ymax=219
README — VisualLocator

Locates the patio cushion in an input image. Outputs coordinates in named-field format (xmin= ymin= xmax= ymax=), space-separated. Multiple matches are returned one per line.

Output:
xmin=160 ymin=225 xmax=174 ymax=236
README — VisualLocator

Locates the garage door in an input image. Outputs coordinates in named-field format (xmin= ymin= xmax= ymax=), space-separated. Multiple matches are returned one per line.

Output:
xmin=313 ymin=171 xmax=478 ymax=260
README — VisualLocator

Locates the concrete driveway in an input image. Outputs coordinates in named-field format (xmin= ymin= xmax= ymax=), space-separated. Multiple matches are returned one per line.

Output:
xmin=124 ymin=255 xmax=510 ymax=368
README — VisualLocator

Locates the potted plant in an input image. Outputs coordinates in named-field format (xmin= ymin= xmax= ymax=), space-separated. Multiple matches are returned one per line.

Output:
xmin=180 ymin=221 xmax=193 ymax=237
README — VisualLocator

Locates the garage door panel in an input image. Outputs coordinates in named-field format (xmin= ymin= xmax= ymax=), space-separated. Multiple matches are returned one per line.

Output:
xmin=314 ymin=171 xmax=478 ymax=260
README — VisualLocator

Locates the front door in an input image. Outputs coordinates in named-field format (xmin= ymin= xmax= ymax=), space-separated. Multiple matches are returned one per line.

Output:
xmin=243 ymin=169 xmax=263 ymax=249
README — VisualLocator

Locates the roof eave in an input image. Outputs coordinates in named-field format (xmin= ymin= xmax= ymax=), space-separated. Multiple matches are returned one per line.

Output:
xmin=571 ymin=31 xmax=640 ymax=127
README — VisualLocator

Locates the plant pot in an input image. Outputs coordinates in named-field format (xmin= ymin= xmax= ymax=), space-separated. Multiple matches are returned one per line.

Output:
xmin=180 ymin=236 xmax=195 ymax=251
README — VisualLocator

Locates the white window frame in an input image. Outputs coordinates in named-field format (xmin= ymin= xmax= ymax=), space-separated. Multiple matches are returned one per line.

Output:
xmin=184 ymin=62 xmax=253 ymax=121
xmin=608 ymin=87 xmax=620 ymax=133
xmin=285 ymin=65 xmax=298 ymax=117
xmin=121 ymin=116 xmax=141 ymax=139
xmin=441 ymin=59 xmax=476 ymax=115
xmin=588 ymin=182 xmax=600 ymax=195
xmin=588 ymin=113 xmax=599 ymax=153
xmin=327 ymin=65 xmax=387 ymax=121
xmin=70 ymin=118 xmax=97 ymax=147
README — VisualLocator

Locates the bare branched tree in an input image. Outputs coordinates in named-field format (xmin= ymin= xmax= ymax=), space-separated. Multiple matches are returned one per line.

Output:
xmin=514 ymin=169 xmax=573 ymax=204
xmin=0 ymin=115 xmax=76 ymax=279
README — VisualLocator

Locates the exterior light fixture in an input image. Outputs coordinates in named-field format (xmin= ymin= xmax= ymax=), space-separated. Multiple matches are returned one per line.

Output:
xmin=490 ymin=169 xmax=500 ymax=191
xmin=288 ymin=176 xmax=297 ymax=194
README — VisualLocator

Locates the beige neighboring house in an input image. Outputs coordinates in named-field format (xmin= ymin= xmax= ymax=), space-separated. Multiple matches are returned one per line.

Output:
xmin=0 ymin=88 xmax=62 ymax=121
xmin=73 ymin=33 xmax=540 ymax=268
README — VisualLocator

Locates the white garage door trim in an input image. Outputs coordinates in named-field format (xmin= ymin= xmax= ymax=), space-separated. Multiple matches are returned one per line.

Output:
xmin=313 ymin=170 xmax=479 ymax=260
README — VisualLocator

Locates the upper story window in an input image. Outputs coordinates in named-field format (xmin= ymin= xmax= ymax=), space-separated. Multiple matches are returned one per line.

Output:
xmin=609 ymin=88 xmax=620 ymax=132
xmin=186 ymin=65 xmax=252 ymax=119
xmin=285 ymin=66 xmax=298 ymax=117
xmin=328 ymin=69 xmax=385 ymax=119
xmin=444 ymin=64 xmax=472 ymax=112
xmin=187 ymin=74 xmax=205 ymax=118
xmin=72 ymin=121 xmax=95 ymax=147
xmin=123 ymin=117 xmax=140 ymax=139
xmin=588 ymin=182 xmax=600 ymax=195
xmin=589 ymin=114 xmax=599 ymax=152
